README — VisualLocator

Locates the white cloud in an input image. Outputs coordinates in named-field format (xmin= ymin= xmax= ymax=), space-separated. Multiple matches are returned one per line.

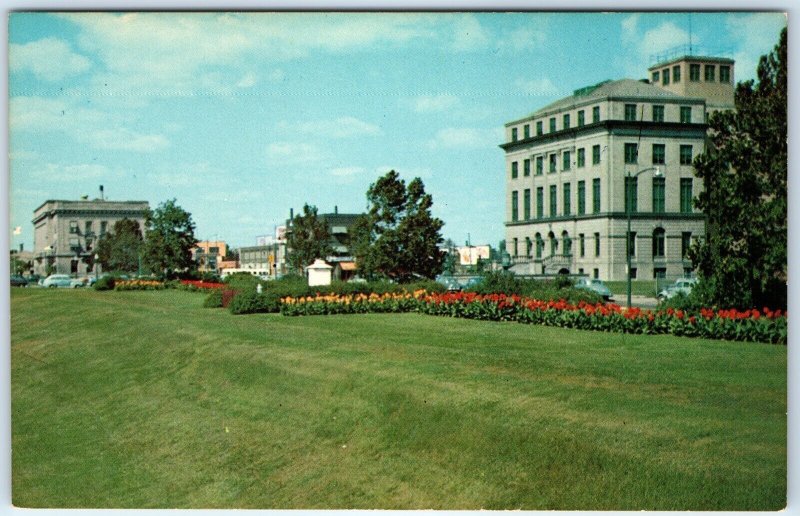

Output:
xmin=426 ymin=127 xmax=499 ymax=150
xmin=9 ymin=37 xmax=91 ymax=81
xmin=266 ymin=142 xmax=327 ymax=164
xmin=514 ymin=78 xmax=559 ymax=96
xmin=268 ymin=69 xmax=286 ymax=82
xmin=330 ymin=166 xmax=366 ymax=177
xmin=727 ymin=13 xmax=786 ymax=81
xmin=286 ymin=117 xmax=381 ymax=139
xmin=621 ymin=14 xmax=639 ymax=44
xmin=32 ymin=162 xmax=123 ymax=183
xmin=495 ymin=27 xmax=546 ymax=53
xmin=639 ymin=22 xmax=691 ymax=60
xmin=450 ymin=14 xmax=490 ymax=51
xmin=150 ymin=162 xmax=225 ymax=187
xmin=90 ymin=128 xmax=169 ymax=152
xmin=236 ymin=72 xmax=257 ymax=88
xmin=411 ymin=94 xmax=459 ymax=113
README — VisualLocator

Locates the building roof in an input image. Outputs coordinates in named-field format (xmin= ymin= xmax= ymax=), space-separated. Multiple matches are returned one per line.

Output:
xmin=513 ymin=79 xmax=687 ymax=124
xmin=33 ymin=199 xmax=150 ymax=214
xmin=319 ymin=212 xmax=363 ymax=227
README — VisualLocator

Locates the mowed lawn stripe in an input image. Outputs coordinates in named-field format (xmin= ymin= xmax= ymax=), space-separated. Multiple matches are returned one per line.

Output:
xmin=11 ymin=289 xmax=786 ymax=509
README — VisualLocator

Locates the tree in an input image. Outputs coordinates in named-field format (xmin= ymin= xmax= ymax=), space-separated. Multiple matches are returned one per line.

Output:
xmin=142 ymin=199 xmax=198 ymax=279
xmin=689 ymin=27 xmax=787 ymax=309
xmin=287 ymin=204 xmax=333 ymax=273
xmin=96 ymin=218 xmax=143 ymax=273
xmin=352 ymin=170 xmax=444 ymax=282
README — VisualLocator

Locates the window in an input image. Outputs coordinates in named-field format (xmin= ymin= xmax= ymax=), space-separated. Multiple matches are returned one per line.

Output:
xmin=705 ymin=64 xmax=715 ymax=82
xmin=523 ymin=124 xmax=530 ymax=138
xmin=578 ymin=110 xmax=585 ymax=126
xmin=592 ymin=144 xmax=601 ymax=165
xmin=680 ymin=145 xmax=693 ymax=165
xmin=628 ymin=231 xmax=637 ymax=257
xmin=523 ymin=189 xmax=531 ymax=220
xmin=653 ymin=228 xmax=666 ymax=258
xmin=593 ymin=268 xmax=599 ymax=279
xmin=563 ymin=151 xmax=571 ymax=171
xmin=549 ymin=185 xmax=557 ymax=217
xmin=549 ymin=154 xmax=557 ymax=173
xmin=680 ymin=106 xmax=692 ymax=123
xmin=525 ymin=237 xmax=532 ymax=257
xmin=511 ymin=161 xmax=518 ymax=179
xmin=563 ymin=113 xmax=570 ymax=130
xmin=652 ymin=143 xmax=666 ymax=165
xmin=624 ymin=104 xmax=637 ymax=121
xmin=672 ymin=65 xmax=681 ymax=83
xmin=549 ymin=117 xmax=556 ymax=132
xmin=536 ymin=187 xmax=544 ymax=219
xmin=536 ymin=156 xmax=543 ymax=175
xmin=523 ymin=159 xmax=531 ymax=177
xmin=592 ymin=106 xmax=600 ymax=123
xmin=652 ymin=70 xmax=660 ymax=83
xmin=680 ymin=178 xmax=693 ymax=213
xmin=630 ymin=268 xmax=638 ymax=279
xmin=535 ymin=234 xmax=543 ymax=258
xmin=549 ymin=234 xmax=557 ymax=256
xmin=577 ymin=148 xmax=585 ymax=168
xmin=592 ymin=178 xmax=601 ymax=213
xmin=652 ymin=105 xmax=665 ymax=122
xmin=579 ymin=233 xmax=585 ymax=257
xmin=577 ymin=181 xmax=586 ymax=215
xmin=511 ymin=128 xmax=518 ymax=141
xmin=511 ymin=191 xmax=518 ymax=222
xmin=594 ymin=232 xmax=601 ymax=257
xmin=563 ymin=183 xmax=571 ymax=215
xmin=662 ymin=68 xmax=670 ymax=85
xmin=652 ymin=177 xmax=665 ymax=213
xmin=209 ymin=247 xmax=220 ymax=254
xmin=69 ymin=221 xmax=79 ymax=234
xmin=682 ymin=232 xmax=692 ymax=258
xmin=513 ymin=238 xmax=519 ymax=257
xmin=624 ymin=142 xmax=638 ymax=164
xmin=536 ymin=121 xmax=543 ymax=135
xmin=690 ymin=63 xmax=701 ymax=81
xmin=720 ymin=65 xmax=731 ymax=83
xmin=625 ymin=176 xmax=638 ymax=213
xmin=562 ymin=232 xmax=572 ymax=257
xmin=653 ymin=267 xmax=666 ymax=279
xmin=84 ymin=221 xmax=92 ymax=235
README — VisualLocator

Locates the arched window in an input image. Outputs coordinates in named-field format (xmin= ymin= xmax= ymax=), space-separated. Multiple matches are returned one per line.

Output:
xmin=535 ymin=233 xmax=543 ymax=259
xmin=525 ymin=237 xmax=532 ymax=257
xmin=548 ymin=232 xmax=557 ymax=256
xmin=652 ymin=228 xmax=666 ymax=258
xmin=562 ymin=231 xmax=572 ymax=257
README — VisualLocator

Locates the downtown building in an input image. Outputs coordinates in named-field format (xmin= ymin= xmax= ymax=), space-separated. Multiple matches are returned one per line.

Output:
xmin=502 ymin=54 xmax=734 ymax=281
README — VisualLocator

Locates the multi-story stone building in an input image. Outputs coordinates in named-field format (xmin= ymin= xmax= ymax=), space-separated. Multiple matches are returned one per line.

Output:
xmin=32 ymin=199 xmax=149 ymax=276
xmin=502 ymin=55 xmax=734 ymax=282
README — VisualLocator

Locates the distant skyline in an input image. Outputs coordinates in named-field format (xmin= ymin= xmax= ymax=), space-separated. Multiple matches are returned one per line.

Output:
xmin=9 ymin=11 xmax=786 ymax=250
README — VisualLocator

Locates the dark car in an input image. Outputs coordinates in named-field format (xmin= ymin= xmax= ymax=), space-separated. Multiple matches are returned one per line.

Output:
xmin=10 ymin=275 xmax=29 ymax=287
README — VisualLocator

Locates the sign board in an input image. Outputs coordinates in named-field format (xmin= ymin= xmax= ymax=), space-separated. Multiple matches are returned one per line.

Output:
xmin=458 ymin=245 xmax=491 ymax=265
xmin=276 ymin=226 xmax=287 ymax=242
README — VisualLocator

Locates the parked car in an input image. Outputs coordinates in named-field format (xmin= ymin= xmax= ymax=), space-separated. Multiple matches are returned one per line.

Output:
xmin=42 ymin=274 xmax=85 ymax=288
xmin=574 ymin=277 xmax=613 ymax=301
xmin=658 ymin=278 xmax=698 ymax=301
xmin=436 ymin=275 xmax=462 ymax=292
xmin=10 ymin=275 xmax=28 ymax=287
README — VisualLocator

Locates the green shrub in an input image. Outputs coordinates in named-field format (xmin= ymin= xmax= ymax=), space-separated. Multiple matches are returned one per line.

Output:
xmin=228 ymin=291 xmax=275 ymax=315
xmin=223 ymin=272 xmax=263 ymax=292
xmin=203 ymin=289 xmax=223 ymax=308
xmin=93 ymin=276 xmax=115 ymax=291
xmin=403 ymin=279 xmax=446 ymax=294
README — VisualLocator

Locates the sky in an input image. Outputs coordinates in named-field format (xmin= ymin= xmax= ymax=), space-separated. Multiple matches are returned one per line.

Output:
xmin=8 ymin=11 xmax=787 ymax=251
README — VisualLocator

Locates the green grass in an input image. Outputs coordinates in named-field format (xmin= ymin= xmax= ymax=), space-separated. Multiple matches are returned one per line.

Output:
xmin=11 ymin=289 xmax=786 ymax=509
xmin=606 ymin=280 xmax=659 ymax=297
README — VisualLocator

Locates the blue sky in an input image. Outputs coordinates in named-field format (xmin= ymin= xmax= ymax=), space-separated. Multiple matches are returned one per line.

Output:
xmin=8 ymin=11 xmax=786 ymax=250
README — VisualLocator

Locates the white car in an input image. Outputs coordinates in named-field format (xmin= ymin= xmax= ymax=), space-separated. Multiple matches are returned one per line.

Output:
xmin=42 ymin=274 xmax=86 ymax=288
xmin=658 ymin=278 xmax=698 ymax=300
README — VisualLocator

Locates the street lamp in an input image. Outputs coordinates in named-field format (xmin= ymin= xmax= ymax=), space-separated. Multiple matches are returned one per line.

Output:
xmin=94 ymin=253 xmax=100 ymax=282
xmin=626 ymin=166 xmax=663 ymax=309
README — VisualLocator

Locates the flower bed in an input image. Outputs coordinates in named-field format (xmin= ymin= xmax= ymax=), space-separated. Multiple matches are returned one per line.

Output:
xmin=418 ymin=292 xmax=787 ymax=345
xmin=114 ymin=279 xmax=165 ymax=291
xmin=280 ymin=291 xmax=425 ymax=316
xmin=179 ymin=279 xmax=226 ymax=290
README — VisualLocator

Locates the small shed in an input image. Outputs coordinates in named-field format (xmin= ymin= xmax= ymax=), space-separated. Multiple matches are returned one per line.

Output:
xmin=307 ymin=259 xmax=333 ymax=287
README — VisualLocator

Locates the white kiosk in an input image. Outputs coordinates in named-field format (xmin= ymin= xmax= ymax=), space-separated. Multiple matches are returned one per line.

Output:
xmin=307 ymin=259 xmax=333 ymax=287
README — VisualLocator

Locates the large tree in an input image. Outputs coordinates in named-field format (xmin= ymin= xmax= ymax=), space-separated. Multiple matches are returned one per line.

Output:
xmin=287 ymin=204 xmax=333 ymax=273
xmin=142 ymin=199 xmax=198 ymax=279
xmin=352 ymin=170 xmax=444 ymax=282
xmin=96 ymin=218 xmax=144 ymax=273
xmin=689 ymin=27 xmax=787 ymax=309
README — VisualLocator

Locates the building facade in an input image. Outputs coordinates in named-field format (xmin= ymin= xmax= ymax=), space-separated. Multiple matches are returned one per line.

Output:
xmin=193 ymin=240 xmax=227 ymax=273
xmin=502 ymin=55 xmax=734 ymax=282
xmin=32 ymin=199 xmax=149 ymax=277
xmin=285 ymin=206 xmax=362 ymax=279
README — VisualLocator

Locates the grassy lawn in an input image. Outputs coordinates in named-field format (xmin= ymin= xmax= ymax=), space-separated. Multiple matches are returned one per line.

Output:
xmin=605 ymin=280 xmax=659 ymax=297
xmin=11 ymin=289 xmax=786 ymax=509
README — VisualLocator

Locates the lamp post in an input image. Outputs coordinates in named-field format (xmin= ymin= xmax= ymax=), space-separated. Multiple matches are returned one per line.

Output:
xmin=626 ymin=166 xmax=663 ymax=309
xmin=94 ymin=253 xmax=100 ymax=282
